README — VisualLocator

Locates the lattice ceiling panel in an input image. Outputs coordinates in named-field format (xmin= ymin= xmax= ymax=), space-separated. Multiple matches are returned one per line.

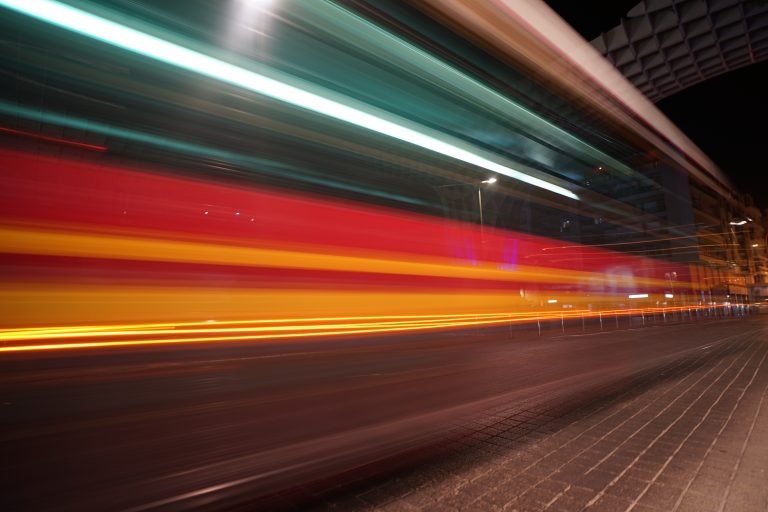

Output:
xmin=592 ymin=0 xmax=768 ymax=101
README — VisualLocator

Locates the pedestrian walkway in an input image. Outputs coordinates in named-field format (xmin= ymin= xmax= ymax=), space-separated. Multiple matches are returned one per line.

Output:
xmin=311 ymin=320 xmax=768 ymax=511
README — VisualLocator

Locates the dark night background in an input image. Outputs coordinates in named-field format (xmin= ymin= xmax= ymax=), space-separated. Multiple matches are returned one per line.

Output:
xmin=544 ymin=0 xmax=768 ymax=208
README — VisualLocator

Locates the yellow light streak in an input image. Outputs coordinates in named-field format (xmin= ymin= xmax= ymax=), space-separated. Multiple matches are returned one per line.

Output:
xmin=0 ymin=311 xmax=522 ymax=336
xmin=1 ymin=317 xmax=516 ymax=353
xmin=0 ymin=224 xmax=674 ymax=289
xmin=0 ymin=316 xmax=520 ymax=341
xmin=0 ymin=305 xmax=721 ymax=353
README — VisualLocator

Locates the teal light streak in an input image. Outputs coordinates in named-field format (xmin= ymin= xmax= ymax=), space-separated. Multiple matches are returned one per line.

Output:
xmin=302 ymin=2 xmax=638 ymax=181
xmin=0 ymin=0 xmax=578 ymax=201
xmin=0 ymin=100 xmax=426 ymax=205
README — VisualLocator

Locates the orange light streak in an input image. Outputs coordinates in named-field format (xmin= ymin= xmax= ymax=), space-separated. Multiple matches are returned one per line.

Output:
xmin=0 ymin=311 xmax=520 ymax=336
xmin=0 ymin=305 xmax=724 ymax=353
xmin=0 ymin=224 xmax=674 ymax=289
xmin=0 ymin=317 xmax=516 ymax=353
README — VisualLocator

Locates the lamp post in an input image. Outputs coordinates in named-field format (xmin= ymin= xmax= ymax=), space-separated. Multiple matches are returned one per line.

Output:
xmin=438 ymin=177 xmax=497 ymax=230
xmin=728 ymin=217 xmax=753 ymax=308
xmin=665 ymin=271 xmax=677 ymax=320
xmin=478 ymin=177 xmax=496 ymax=230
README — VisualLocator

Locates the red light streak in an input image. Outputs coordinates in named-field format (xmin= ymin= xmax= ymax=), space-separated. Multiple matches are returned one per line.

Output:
xmin=0 ymin=148 xmax=727 ymax=355
xmin=0 ymin=127 xmax=107 ymax=152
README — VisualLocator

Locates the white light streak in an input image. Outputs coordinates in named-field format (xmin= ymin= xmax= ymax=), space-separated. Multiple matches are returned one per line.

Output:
xmin=0 ymin=0 xmax=578 ymax=200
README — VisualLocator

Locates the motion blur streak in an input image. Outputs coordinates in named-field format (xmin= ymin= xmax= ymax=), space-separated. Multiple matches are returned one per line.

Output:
xmin=0 ymin=224 xmax=671 ymax=286
xmin=1 ymin=148 xmax=688 ymax=337
xmin=0 ymin=1 xmax=749 ymax=509
xmin=0 ymin=127 xmax=107 ymax=151
xmin=0 ymin=306 xmax=716 ymax=353
xmin=0 ymin=0 xmax=577 ymax=200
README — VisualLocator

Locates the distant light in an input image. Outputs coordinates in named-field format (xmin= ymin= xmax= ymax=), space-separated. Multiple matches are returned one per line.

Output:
xmin=752 ymin=243 xmax=759 ymax=247
xmin=547 ymin=299 xmax=558 ymax=304
xmin=0 ymin=0 xmax=579 ymax=201
xmin=665 ymin=293 xmax=674 ymax=299
xmin=628 ymin=293 xmax=648 ymax=299
xmin=730 ymin=220 xmax=748 ymax=226
xmin=482 ymin=177 xmax=497 ymax=184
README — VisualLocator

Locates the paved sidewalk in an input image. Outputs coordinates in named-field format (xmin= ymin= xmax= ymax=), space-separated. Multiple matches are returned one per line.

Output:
xmin=310 ymin=321 xmax=768 ymax=511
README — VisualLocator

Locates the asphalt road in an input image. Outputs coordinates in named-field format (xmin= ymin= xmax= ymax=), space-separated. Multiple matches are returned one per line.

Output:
xmin=0 ymin=317 xmax=756 ymax=511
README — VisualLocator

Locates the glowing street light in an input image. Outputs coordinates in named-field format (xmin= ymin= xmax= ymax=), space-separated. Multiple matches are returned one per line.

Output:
xmin=438 ymin=177 xmax=496 ymax=229
xmin=478 ymin=177 xmax=496 ymax=229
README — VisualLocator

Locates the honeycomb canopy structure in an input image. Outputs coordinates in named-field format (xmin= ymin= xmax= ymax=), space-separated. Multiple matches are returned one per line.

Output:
xmin=591 ymin=0 xmax=768 ymax=102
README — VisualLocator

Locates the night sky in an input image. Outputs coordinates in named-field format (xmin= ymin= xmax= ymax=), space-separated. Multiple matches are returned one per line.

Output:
xmin=544 ymin=0 xmax=768 ymax=208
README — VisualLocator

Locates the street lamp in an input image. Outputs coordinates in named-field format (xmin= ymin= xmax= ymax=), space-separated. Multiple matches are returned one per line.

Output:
xmin=665 ymin=271 xmax=678 ymax=312
xmin=478 ymin=177 xmax=496 ymax=228
xmin=438 ymin=177 xmax=497 ymax=230
xmin=726 ymin=217 xmax=755 ymax=309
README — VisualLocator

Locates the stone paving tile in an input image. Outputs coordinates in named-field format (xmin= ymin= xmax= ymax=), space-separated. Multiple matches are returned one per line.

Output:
xmin=310 ymin=323 xmax=768 ymax=512
xmin=586 ymin=494 xmax=633 ymax=512
xmin=602 ymin=476 xmax=647 ymax=498
xmin=674 ymin=491 xmax=720 ymax=512
xmin=634 ymin=483 xmax=683 ymax=508
xmin=548 ymin=486 xmax=596 ymax=511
